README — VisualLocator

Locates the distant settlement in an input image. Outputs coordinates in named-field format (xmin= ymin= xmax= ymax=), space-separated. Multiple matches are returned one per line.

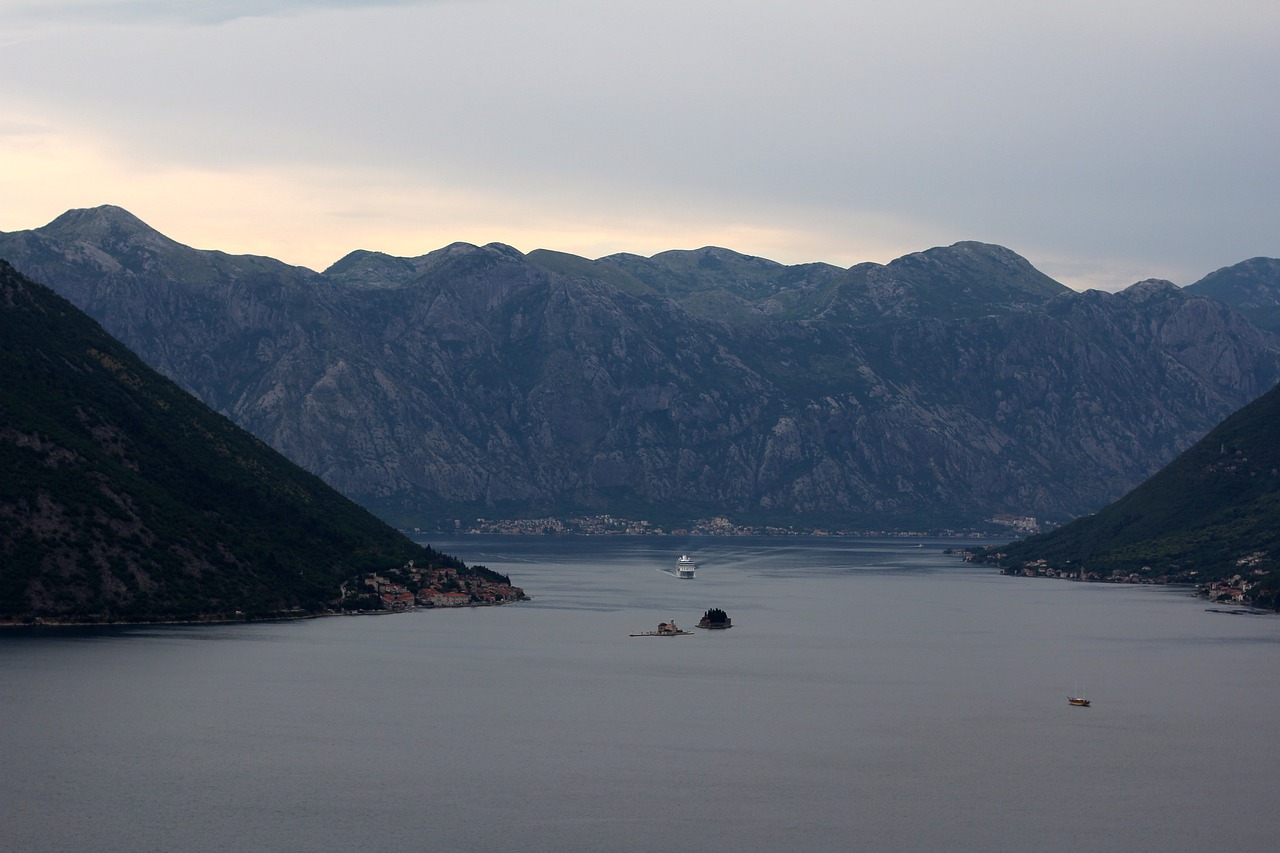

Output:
xmin=339 ymin=563 xmax=527 ymax=614
xmin=414 ymin=513 xmax=1033 ymax=538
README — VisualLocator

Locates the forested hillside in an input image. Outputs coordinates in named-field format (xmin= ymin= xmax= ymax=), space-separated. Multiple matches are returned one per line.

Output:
xmin=0 ymin=260 xmax=476 ymax=623
xmin=976 ymin=380 xmax=1280 ymax=608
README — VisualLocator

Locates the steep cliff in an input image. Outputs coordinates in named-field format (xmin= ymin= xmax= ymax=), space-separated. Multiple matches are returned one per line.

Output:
xmin=3 ymin=206 xmax=1278 ymax=530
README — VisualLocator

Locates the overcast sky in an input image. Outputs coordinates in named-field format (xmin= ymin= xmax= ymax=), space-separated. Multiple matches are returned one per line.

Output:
xmin=1 ymin=0 xmax=1276 ymax=290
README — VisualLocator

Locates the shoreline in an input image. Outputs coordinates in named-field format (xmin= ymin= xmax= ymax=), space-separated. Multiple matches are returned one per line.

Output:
xmin=0 ymin=599 xmax=529 ymax=630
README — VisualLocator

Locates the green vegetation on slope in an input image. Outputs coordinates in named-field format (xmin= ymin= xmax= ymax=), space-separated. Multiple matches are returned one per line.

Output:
xmin=977 ymin=380 xmax=1280 ymax=608
xmin=0 ymin=260 xmax=496 ymax=623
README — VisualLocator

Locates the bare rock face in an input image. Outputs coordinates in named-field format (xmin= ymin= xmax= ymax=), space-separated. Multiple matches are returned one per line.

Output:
xmin=4 ymin=206 xmax=1280 ymax=530
xmin=1187 ymin=257 xmax=1280 ymax=333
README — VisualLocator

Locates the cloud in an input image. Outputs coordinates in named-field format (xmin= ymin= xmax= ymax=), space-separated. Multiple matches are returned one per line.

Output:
xmin=0 ymin=0 xmax=473 ymax=27
xmin=1 ymin=0 xmax=1277 ymax=290
xmin=0 ymin=108 xmax=923 ymax=273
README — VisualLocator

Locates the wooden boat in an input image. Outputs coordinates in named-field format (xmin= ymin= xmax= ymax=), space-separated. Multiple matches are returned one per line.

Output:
xmin=1067 ymin=696 xmax=1091 ymax=707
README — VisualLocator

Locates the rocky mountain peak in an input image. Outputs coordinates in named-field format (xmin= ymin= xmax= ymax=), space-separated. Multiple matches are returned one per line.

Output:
xmin=481 ymin=242 xmax=525 ymax=260
xmin=1186 ymin=258 xmax=1280 ymax=333
xmin=1119 ymin=278 xmax=1183 ymax=302
xmin=42 ymin=205 xmax=170 ymax=249
xmin=886 ymin=241 xmax=1068 ymax=297
xmin=322 ymin=249 xmax=420 ymax=288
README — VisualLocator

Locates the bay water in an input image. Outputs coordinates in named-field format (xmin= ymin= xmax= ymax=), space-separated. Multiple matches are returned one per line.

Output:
xmin=3 ymin=536 xmax=1278 ymax=851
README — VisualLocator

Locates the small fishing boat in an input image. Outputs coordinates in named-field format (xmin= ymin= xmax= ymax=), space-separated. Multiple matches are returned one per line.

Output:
xmin=1068 ymin=696 xmax=1091 ymax=707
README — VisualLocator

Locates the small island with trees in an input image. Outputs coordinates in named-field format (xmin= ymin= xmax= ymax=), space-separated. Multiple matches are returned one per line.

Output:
xmin=696 ymin=608 xmax=732 ymax=629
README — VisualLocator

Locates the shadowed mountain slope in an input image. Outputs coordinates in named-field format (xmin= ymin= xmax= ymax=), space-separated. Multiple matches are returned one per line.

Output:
xmin=978 ymin=379 xmax=1280 ymax=608
xmin=0 ymin=259 xmax=464 ymax=623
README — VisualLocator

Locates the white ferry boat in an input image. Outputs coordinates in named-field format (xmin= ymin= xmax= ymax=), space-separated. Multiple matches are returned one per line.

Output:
xmin=676 ymin=554 xmax=697 ymax=579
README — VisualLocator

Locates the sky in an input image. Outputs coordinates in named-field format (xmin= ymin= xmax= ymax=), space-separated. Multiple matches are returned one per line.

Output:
xmin=1 ymin=0 xmax=1277 ymax=291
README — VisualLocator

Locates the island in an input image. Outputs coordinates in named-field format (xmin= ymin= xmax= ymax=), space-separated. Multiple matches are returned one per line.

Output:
xmin=629 ymin=620 xmax=693 ymax=636
xmin=696 ymin=608 xmax=732 ymax=629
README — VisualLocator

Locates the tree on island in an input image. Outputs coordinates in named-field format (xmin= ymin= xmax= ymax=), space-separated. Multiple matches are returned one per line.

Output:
xmin=700 ymin=608 xmax=730 ymax=626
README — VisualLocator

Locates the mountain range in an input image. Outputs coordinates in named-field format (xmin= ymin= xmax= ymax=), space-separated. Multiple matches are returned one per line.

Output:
xmin=3 ymin=206 xmax=1279 ymax=532
xmin=0 ymin=259 xmax=489 ymax=623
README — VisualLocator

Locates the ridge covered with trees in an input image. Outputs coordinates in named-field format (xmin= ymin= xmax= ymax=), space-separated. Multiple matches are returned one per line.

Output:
xmin=973 ymin=380 xmax=1280 ymax=608
xmin=0 ymin=260 xmax=511 ymax=624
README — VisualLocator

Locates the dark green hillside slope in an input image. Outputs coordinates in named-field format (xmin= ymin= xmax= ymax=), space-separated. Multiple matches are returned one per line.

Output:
xmin=981 ymin=381 xmax=1280 ymax=608
xmin=0 ymin=260 xmax=459 ymax=623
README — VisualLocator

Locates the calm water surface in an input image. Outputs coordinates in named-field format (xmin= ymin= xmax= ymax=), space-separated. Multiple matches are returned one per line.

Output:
xmin=3 ymin=536 xmax=1279 ymax=852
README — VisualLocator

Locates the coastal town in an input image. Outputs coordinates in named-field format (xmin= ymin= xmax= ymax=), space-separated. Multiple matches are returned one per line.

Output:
xmin=339 ymin=562 xmax=527 ymax=613
xmin=980 ymin=555 xmax=1271 ymax=608
xmin=420 ymin=513 xmax=1001 ymax=538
